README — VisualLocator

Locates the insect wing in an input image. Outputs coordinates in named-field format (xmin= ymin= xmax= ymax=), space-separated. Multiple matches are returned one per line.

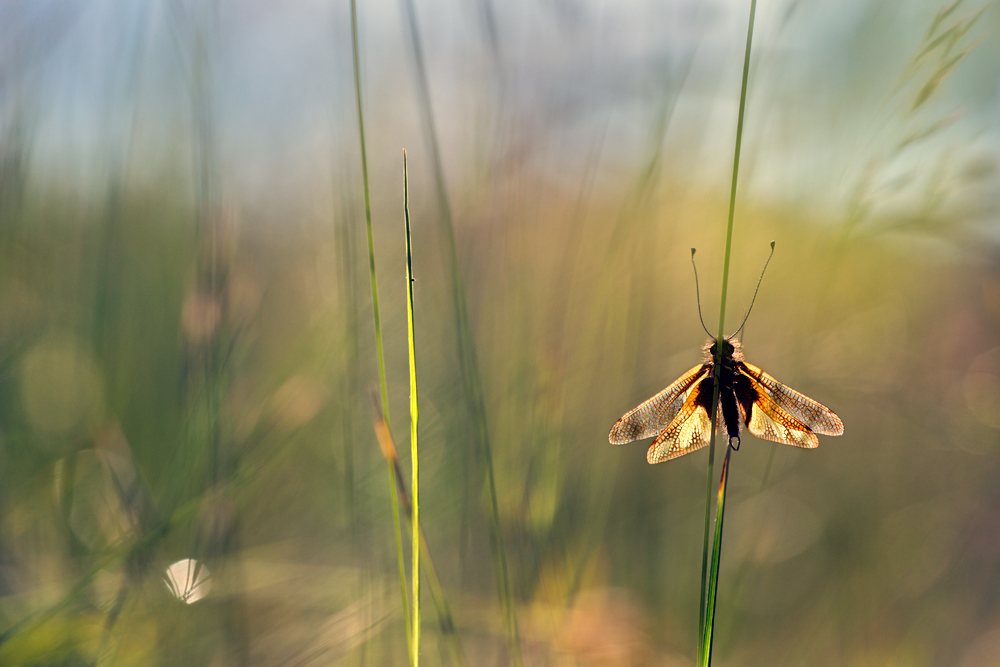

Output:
xmin=739 ymin=362 xmax=844 ymax=436
xmin=646 ymin=385 xmax=713 ymax=463
xmin=745 ymin=390 xmax=818 ymax=448
xmin=609 ymin=364 xmax=709 ymax=445
xmin=736 ymin=362 xmax=843 ymax=448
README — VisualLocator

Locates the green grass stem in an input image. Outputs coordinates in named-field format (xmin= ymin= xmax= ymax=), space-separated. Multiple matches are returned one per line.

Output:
xmin=698 ymin=1 xmax=757 ymax=665
xmin=702 ymin=447 xmax=733 ymax=667
xmin=404 ymin=150 xmax=420 ymax=667
xmin=350 ymin=0 xmax=412 ymax=659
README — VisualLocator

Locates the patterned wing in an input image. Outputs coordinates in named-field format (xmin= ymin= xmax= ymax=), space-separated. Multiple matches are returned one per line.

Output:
xmin=646 ymin=387 xmax=713 ymax=463
xmin=739 ymin=362 xmax=844 ymax=436
xmin=609 ymin=364 xmax=710 ymax=445
xmin=745 ymin=390 xmax=819 ymax=448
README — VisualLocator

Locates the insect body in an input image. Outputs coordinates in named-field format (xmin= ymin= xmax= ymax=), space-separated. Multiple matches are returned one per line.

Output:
xmin=609 ymin=337 xmax=844 ymax=463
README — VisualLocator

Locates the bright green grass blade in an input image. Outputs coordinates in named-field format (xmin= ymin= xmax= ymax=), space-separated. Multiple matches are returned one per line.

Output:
xmin=404 ymin=150 xmax=420 ymax=667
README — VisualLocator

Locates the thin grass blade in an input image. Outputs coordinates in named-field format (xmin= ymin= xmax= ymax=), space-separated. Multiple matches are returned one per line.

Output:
xmin=702 ymin=447 xmax=733 ymax=667
xmin=404 ymin=150 xmax=421 ymax=666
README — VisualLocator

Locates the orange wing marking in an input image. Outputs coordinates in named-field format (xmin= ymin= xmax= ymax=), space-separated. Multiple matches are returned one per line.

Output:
xmin=739 ymin=362 xmax=844 ymax=436
xmin=745 ymin=389 xmax=817 ymax=448
xmin=609 ymin=365 xmax=709 ymax=445
xmin=738 ymin=362 xmax=843 ymax=448
xmin=646 ymin=389 xmax=713 ymax=463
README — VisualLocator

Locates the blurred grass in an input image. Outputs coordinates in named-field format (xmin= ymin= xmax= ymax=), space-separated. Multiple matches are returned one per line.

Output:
xmin=397 ymin=0 xmax=523 ymax=662
xmin=370 ymin=376 xmax=467 ymax=667
xmin=351 ymin=0 xmax=413 ymax=659
xmin=0 ymin=0 xmax=997 ymax=666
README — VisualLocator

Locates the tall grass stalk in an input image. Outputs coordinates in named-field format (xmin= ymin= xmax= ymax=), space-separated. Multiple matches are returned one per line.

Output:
xmin=404 ymin=150 xmax=420 ymax=667
xmin=350 ymin=0 xmax=412 ymax=659
xmin=397 ymin=1 xmax=521 ymax=663
xmin=697 ymin=1 xmax=757 ymax=665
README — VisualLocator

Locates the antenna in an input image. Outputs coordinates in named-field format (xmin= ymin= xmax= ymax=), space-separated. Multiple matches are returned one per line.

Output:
xmin=690 ymin=248 xmax=713 ymax=338
xmin=729 ymin=241 xmax=775 ymax=340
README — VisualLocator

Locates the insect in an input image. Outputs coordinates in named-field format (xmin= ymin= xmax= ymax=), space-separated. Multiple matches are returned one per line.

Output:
xmin=609 ymin=245 xmax=843 ymax=463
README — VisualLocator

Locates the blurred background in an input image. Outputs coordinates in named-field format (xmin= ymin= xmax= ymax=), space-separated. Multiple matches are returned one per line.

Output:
xmin=0 ymin=0 xmax=999 ymax=665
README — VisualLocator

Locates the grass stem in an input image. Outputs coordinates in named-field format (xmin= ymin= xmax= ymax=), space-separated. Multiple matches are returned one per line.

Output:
xmin=404 ymin=150 xmax=420 ymax=667
xmin=697 ymin=1 xmax=757 ymax=665
xmin=350 ymin=0 xmax=412 ymax=659
xmin=702 ymin=447 xmax=733 ymax=667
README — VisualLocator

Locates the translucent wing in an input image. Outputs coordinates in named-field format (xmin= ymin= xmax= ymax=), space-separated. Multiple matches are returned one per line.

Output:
xmin=739 ymin=362 xmax=844 ymax=436
xmin=745 ymin=391 xmax=818 ymax=448
xmin=646 ymin=387 xmax=714 ymax=463
xmin=609 ymin=364 xmax=709 ymax=445
xmin=737 ymin=362 xmax=843 ymax=448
